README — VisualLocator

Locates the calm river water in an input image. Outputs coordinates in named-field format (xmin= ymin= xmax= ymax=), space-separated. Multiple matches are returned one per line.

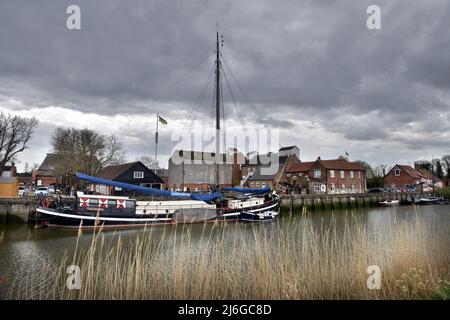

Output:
xmin=0 ymin=204 xmax=449 ymax=298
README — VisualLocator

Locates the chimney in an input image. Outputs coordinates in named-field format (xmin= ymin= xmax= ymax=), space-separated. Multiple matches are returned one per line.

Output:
xmin=11 ymin=162 xmax=17 ymax=177
xmin=317 ymin=156 xmax=321 ymax=161
xmin=414 ymin=162 xmax=420 ymax=171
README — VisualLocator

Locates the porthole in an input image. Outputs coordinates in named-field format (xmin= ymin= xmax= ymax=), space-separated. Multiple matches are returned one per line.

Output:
xmin=143 ymin=209 xmax=147 ymax=214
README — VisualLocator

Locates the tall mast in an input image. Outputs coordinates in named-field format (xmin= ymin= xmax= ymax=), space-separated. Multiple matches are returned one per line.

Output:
xmin=215 ymin=29 xmax=221 ymax=188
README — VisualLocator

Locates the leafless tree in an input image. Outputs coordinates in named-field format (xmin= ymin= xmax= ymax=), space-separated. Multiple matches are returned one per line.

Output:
xmin=51 ymin=127 xmax=126 ymax=176
xmin=442 ymin=155 xmax=450 ymax=180
xmin=137 ymin=155 xmax=159 ymax=170
xmin=0 ymin=112 xmax=38 ymax=173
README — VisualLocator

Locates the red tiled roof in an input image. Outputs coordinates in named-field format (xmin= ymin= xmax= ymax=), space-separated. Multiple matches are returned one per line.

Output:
xmin=287 ymin=161 xmax=314 ymax=173
xmin=318 ymin=159 xmax=366 ymax=171
xmin=287 ymin=159 xmax=365 ymax=172
xmin=396 ymin=165 xmax=423 ymax=179
xmin=416 ymin=168 xmax=443 ymax=182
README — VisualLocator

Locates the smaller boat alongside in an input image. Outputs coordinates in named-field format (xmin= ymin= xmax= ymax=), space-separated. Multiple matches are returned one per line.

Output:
xmin=240 ymin=210 xmax=278 ymax=222
xmin=379 ymin=199 xmax=400 ymax=207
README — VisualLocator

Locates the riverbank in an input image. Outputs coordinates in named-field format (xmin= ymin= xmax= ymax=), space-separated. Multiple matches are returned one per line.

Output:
xmin=280 ymin=191 xmax=434 ymax=213
xmin=4 ymin=205 xmax=449 ymax=300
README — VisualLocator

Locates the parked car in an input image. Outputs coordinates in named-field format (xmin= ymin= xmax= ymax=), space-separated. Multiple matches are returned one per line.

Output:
xmin=19 ymin=186 xmax=27 ymax=197
xmin=367 ymin=188 xmax=384 ymax=193
xmin=35 ymin=186 xmax=50 ymax=196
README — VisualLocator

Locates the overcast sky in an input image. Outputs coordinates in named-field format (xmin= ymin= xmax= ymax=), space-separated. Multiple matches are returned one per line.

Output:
xmin=0 ymin=0 xmax=449 ymax=171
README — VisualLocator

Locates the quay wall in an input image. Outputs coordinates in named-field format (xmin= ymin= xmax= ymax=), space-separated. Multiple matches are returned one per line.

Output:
xmin=280 ymin=192 xmax=433 ymax=213
xmin=0 ymin=198 xmax=38 ymax=223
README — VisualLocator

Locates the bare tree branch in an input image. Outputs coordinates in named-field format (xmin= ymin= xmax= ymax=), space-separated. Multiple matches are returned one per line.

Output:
xmin=51 ymin=127 xmax=126 ymax=176
xmin=0 ymin=112 xmax=38 ymax=173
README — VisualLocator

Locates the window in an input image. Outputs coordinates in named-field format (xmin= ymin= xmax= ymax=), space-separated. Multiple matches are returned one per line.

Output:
xmin=314 ymin=169 xmax=322 ymax=178
xmin=314 ymin=183 xmax=322 ymax=192
xmin=298 ymin=173 xmax=303 ymax=177
xmin=125 ymin=200 xmax=135 ymax=208
xmin=330 ymin=183 xmax=336 ymax=192
xmin=108 ymin=200 xmax=117 ymax=207
xmin=358 ymin=171 xmax=361 ymax=178
xmin=351 ymin=184 xmax=355 ymax=193
xmin=89 ymin=198 xmax=99 ymax=207
xmin=350 ymin=171 xmax=354 ymax=179
xmin=287 ymin=173 xmax=291 ymax=177
xmin=340 ymin=170 xmax=345 ymax=178
xmin=341 ymin=184 xmax=346 ymax=193
xmin=394 ymin=169 xmax=400 ymax=176
xmin=330 ymin=170 xmax=335 ymax=178
xmin=134 ymin=171 xmax=144 ymax=179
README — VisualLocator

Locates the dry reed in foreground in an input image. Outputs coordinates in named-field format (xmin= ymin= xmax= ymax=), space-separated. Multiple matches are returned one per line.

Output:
xmin=8 ymin=210 xmax=450 ymax=299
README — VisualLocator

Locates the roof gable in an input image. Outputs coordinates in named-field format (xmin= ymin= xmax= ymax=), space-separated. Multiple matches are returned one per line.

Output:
xmin=97 ymin=161 xmax=164 ymax=184
xmin=97 ymin=162 xmax=138 ymax=180
xmin=396 ymin=165 xmax=423 ymax=179
xmin=36 ymin=153 xmax=62 ymax=176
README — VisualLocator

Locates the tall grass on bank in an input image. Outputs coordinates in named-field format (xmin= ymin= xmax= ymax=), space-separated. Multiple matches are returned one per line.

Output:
xmin=437 ymin=187 xmax=450 ymax=199
xmin=8 ymin=210 xmax=450 ymax=300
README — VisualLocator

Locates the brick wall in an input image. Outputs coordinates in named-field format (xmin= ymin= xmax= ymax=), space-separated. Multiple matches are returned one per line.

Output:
xmin=383 ymin=169 xmax=416 ymax=188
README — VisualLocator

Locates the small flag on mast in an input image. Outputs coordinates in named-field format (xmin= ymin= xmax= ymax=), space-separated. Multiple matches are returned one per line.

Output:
xmin=158 ymin=115 xmax=168 ymax=125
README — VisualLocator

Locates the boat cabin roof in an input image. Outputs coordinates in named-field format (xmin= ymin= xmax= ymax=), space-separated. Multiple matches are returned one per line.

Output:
xmin=76 ymin=191 xmax=130 ymax=200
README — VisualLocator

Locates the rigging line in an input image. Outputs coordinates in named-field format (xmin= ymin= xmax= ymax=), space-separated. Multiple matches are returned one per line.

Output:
xmin=138 ymin=66 xmax=213 ymax=175
xmin=158 ymin=65 xmax=215 ymax=174
xmin=153 ymin=50 xmax=216 ymax=103
xmin=221 ymin=54 xmax=283 ymax=149
xmin=111 ymin=50 xmax=216 ymax=138
xmin=221 ymin=65 xmax=248 ymax=135
xmin=191 ymin=68 xmax=214 ymax=134
xmin=183 ymin=64 xmax=215 ymax=133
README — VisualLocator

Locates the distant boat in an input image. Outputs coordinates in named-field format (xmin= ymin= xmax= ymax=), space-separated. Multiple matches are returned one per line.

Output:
xmin=413 ymin=197 xmax=444 ymax=205
xmin=379 ymin=199 xmax=400 ymax=206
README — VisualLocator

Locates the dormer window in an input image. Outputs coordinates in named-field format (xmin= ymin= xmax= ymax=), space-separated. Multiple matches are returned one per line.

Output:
xmin=134 ymin=171 xmax=144 ymax=179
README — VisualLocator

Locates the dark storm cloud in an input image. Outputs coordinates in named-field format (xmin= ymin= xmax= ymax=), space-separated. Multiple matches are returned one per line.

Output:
xmin=0 ymin=0 xmax=449 ymax=166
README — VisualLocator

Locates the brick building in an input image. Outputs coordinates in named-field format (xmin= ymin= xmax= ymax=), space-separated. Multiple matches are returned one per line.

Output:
xmin=240 ymin=146 xmax=301 ymax=190
xmin=168 ymin=149 xmax=245 ymax=192
xmin=34 ymin=153 xmax=62 ymax=187
xmin=383 ymin=164 xmax=444 ymax=190
xmin=286 ymin=157 xmax=367 ymax=194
